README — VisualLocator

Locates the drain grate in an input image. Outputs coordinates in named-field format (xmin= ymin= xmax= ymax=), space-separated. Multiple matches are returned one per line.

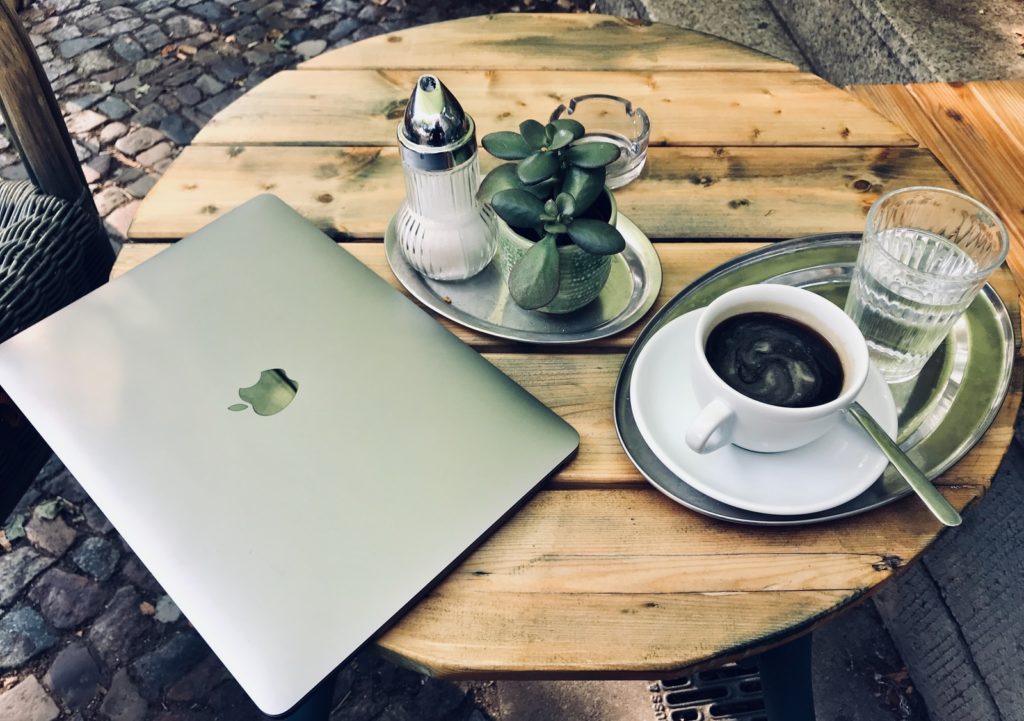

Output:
xmin=651 ymin=662 xmax=768 ymax=721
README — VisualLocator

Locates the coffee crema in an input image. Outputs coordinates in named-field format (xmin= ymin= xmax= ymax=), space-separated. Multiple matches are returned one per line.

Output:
xmin=704 ymin=312 xmax=844 ymax=408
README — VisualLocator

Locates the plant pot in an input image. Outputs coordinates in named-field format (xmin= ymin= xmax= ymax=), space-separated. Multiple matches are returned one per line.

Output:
xmin=494 ymin=190 xmax=616 ymax=314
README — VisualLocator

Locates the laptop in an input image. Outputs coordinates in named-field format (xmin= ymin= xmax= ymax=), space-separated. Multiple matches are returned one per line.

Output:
xmin=0 ymin=195 xmax=579 ymax=716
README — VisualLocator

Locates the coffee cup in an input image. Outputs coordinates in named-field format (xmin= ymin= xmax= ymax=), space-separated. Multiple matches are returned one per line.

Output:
xmin=685 ymin=284 xmax=869 ymax=454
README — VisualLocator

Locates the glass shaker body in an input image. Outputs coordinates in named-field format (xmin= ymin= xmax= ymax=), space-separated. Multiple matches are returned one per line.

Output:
xmin=396 ymin=154 xmax=496 ymax=281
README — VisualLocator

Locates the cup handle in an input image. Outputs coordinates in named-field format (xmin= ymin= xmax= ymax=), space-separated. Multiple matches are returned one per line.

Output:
xmin=685 ymin=399 xmax=736 ymax=454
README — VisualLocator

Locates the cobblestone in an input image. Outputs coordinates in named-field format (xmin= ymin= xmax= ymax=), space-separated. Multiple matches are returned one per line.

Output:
xmin=24 ymin=512 xmax=77 ymax=557
xmin=44 ymin=643 xmax=100 ymax=709
xmin=98 ymin=669 xmax=147 ymax=721
xmin=87 ymin=586 xmax=150 ymax=665
xmin=0 ymin=547 xmax=54 ymax=608
xmin=0 ymin=608 xmax=58 ymax=670
xmin=28 ymin=568 xmax=108 ymax=630
xmin=69 ymin=536 xmax=121 ymax=581
xmin=0 ymin=675 xmax=59 ymax=721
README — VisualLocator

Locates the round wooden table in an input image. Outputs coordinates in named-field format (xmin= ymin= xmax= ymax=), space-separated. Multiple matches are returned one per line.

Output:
xmin=126 ymin=14 xmax=1021 ymax=680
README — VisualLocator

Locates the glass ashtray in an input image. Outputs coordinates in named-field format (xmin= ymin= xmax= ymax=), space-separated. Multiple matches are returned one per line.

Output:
xmin=551 ymin=94 xmax=650 ymax=189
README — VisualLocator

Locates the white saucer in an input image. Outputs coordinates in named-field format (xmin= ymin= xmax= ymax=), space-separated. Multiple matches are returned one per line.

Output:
xmin=630 ymin=309 xmax=898 ymax=516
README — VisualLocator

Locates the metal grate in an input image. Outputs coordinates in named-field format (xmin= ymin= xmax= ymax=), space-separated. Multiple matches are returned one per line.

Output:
xmin=651 ymin=662 xmax=768 ymax=721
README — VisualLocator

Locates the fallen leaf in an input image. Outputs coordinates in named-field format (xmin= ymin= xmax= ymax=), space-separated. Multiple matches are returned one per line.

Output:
xmin=178 ymin=44 xmax=197 ymax=55
xmin=36 ymin=498 xmax=63 ymax=520
xmin=0 ymin=531 xmax=10 ymax=553
xmin=4 ymin=514 xmax=25 ymax=541
xmin=225 ymin=34 xmax=236 ymax=43
xmin=139 ymin=601 xmax=156 ymax=616
xmin=160 ymin=44 xmax=177 ymax=56
xmin=2 ymin=676 xmax=16 ymax=690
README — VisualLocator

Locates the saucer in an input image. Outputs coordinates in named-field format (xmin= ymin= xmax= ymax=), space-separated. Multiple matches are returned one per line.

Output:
xmin=629 ymin=309 xmax=898 ymax=516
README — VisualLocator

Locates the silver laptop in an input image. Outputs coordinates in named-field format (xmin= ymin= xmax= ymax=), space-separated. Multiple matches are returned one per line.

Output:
xmin=0 ymin=195 xmax=579 ymax=716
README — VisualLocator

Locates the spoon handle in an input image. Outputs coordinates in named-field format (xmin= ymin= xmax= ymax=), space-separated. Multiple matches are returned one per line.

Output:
xmin=848 ymin=402 xmax=962 ymax=527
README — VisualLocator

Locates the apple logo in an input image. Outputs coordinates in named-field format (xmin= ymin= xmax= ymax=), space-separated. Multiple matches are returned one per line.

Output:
xmin=228 ymin=369 xmax=299 ymax=416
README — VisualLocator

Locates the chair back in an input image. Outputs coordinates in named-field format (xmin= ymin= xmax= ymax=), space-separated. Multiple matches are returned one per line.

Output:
xmin=0 ymin=2 xmax=115 ymax=519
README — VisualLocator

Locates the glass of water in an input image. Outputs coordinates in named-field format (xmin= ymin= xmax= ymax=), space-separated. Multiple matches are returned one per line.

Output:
xmin=845 ymin=187 xmax=1008 ymax=383
xmin=550 ymin=94 xmax=650 ymax=189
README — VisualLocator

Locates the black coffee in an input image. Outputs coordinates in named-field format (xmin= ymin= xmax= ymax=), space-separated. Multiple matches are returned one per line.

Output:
xmin=704 ymin=312 xmax=844 ymax=408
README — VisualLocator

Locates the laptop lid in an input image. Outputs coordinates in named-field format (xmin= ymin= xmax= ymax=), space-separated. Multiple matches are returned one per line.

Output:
xmin=0 ymin=195 xmax=579 ymax=716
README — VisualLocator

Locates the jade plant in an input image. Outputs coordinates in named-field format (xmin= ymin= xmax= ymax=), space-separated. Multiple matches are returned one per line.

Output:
xmin=478 ymin=118 xmax=626 ymax=309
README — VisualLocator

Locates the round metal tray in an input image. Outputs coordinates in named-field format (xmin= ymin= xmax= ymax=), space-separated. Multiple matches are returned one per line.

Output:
xmin=614 ymin=233 xmax=1016 ymax=526
xmin=384 ymin=213 xmax=662 ymax=344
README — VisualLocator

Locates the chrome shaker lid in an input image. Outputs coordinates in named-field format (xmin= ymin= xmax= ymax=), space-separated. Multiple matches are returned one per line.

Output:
xmin=397 ymin=74 xmax=476 ymax=171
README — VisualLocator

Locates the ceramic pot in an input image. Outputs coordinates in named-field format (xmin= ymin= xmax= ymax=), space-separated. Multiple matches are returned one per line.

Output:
xmin=494 ymin=190 xmax=616 ymax=314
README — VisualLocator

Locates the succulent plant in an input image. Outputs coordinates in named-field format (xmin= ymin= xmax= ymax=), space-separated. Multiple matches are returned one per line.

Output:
xmin=478 ymin=119 xmax=626 ymax=310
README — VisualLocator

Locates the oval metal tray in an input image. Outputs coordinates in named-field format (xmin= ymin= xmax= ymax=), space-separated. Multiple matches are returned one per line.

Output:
xmin=614 ymin=233 xmax=1016 ymax=526
xmin=385 ymin=213 xmax=662 ymax=344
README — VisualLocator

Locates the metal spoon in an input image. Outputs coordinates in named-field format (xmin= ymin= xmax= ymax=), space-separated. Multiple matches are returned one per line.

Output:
xmin=847 ymin=402 xmax=962 ymax=527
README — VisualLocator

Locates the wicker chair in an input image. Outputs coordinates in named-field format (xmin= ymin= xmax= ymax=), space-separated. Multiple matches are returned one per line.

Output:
xmin=0 ymin=1 xmax=115 ymax=520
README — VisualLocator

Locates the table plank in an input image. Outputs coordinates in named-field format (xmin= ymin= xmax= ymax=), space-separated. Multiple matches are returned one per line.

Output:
xmin=375 ymin=485 xmax=982 ymax=677
xmin=300 ymin=14 xmax=800 ymax=73
xmin=127 ymin=145 xmax=954 ymax=241
xmin=192 ymin=70 xmax=914 ymax=148
xmin=848 ymin=82 xmax=1024 ymax=294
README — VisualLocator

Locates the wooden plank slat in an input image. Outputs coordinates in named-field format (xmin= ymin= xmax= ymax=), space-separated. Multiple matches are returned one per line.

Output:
xmin=117 ymin=239 xmax=1018 ymax=353
xmin=300 ymin=14 xmax=799 ymax=73
xmin=128 ymin=145 xmax=954 ymax=241
xmin=192 ymin=70 xmax=914 ymax=148
xmin=375 ymin=485 xmax=983 ymax=677
xmin=848 ymin=82 xmax=1024 ymax=294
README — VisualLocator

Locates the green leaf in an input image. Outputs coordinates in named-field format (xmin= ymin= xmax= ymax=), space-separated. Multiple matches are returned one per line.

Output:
xmin=490 ymin=189 xmax=545 ymax=230
xmin=566 ymin=141 xmax=621 ymax=168
xmin=517 ymin=151 xmax=560 ymax=184
xmin=555 ymin=192 xmax=575 ymax=217
xmin=477 ymin=163 xmax=524 ymax=203
xmin=568 ymin=219 xmax=626 ymax=255
xmin=548 ymin=127 xmax=575 ymax=151
xmin=36 ymin=498 xmax=64 ymax=520
xmin=562 ymin=165 xmax=605 ymax=215
xmin=519 ymin=120 xmax=547 ymax=150
xmin=550 ymin=118 xmax=585 ymax=140
xmin=523 ymin=178 xmax=558 ymax=199
xmin=481 ymin=132 xmax=531 ymax=160
xmin=508 ymin=234 xmax=560 ymax=309
xmin=544 ymin=222 xmax=569 ymax=234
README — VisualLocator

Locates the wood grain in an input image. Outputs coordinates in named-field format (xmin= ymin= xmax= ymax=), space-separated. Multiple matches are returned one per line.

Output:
xmin=848 ymin=82 xmax=1024 ymax=295
xmin=127 ymin=145 xmax=953 ymax=241
xmin=300 ymin=14 xmax=799 ymax=73
xmin=375 ymin=485 xmax=982 ymax=677
xmin=192 ymin=69 xmax=914 ymax=148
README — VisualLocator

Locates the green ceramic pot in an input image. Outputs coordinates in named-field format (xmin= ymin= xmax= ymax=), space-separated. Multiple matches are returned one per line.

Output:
xmin=494 ymin=190 xmax=616 ymax=314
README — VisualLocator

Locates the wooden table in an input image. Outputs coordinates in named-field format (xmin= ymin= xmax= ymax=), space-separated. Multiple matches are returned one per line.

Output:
xmin=126 ymin=14 xmax=1024 ymax=680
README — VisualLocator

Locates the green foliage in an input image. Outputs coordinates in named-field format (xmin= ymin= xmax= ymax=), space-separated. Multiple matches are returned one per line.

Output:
xmin=479 ymin=118 xmax=626 ymax=309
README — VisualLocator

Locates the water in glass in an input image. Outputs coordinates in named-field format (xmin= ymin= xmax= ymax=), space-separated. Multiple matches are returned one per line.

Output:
xmin=845 ymin=228 xmax=977 ymax=382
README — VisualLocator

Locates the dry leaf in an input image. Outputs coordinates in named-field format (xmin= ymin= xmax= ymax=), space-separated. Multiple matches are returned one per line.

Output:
xmin=2 ymin=676 xmax=16 ymax=690
xmin=179 ymin=44 xmax=197 ymax=55
xmin=160 ymin=44 xmax=177 ymax=57
xmin=0 ymin=531 xmax=10 ymax=553
xmin=225 ymin=34 xmax=236 ymax=44
xmin=139 ymin=601 xmax=156 ymax=616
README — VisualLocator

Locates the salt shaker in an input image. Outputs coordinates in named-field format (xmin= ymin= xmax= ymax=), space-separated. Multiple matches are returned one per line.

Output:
xmin=396 ymin=75 xmax=496 ymax=281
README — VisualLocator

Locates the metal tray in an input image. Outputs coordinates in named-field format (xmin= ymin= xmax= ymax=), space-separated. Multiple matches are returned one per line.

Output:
xmin=614 ymin=234 xmax=1016 ymax=526
xmin=385 ymin=213 xmax=662 ymax=344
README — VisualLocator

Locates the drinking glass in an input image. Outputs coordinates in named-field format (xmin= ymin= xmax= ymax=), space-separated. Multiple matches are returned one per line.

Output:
xmin=845 ymin=187 xmax=1008 ymax=383
xmin=550 ymin=94 xmax=650 ymax=188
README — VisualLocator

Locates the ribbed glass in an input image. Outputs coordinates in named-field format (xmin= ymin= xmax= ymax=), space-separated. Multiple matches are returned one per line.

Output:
xmin=397 ymin=155 xmax=496 ymax=281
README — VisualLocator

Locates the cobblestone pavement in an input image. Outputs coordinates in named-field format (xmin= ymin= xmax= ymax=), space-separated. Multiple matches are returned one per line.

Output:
xmin=0 ymin=2 xmax=592 ymax=719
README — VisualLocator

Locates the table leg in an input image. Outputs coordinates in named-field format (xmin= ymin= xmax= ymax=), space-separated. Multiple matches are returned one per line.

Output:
xmin=271 ymin=675 xmax=334 ymax=721
xmin=755 ymin=633 xmax=815 ymax=721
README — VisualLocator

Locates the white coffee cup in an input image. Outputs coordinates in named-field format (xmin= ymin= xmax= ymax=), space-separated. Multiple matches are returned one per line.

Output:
xmin=686 ymin=284 xmax=870 ymax=454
